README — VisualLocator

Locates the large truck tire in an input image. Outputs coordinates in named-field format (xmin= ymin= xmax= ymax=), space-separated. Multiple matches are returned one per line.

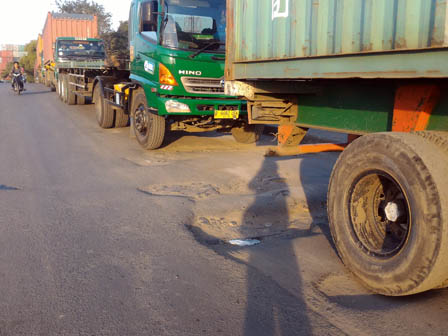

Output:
xmin=77 ymin=94 xmax=86 ymax=105
xmin=132 ymin=89 xmax=165 ymax=150
xmin=328 ymin=132 xmax=448 ymax=296
xmin=93 ymin=84 xmax=114 ymax=128
xmin=231 ymin=124 xmax=264 ymax=144
xmin=67 ymin=76 xmax=77 ymax=105
xmin=56 ymin=76 xmax=62 ymax=100
xmin=115 ymin=108 xmax=129 ymax=128
xmin=414 ymin=131 xmax=448 ymax=156
xmin=57 ymin=76 xmax=62 ymax=99
xmin=61 ymin=75 xmax=69 ymax=103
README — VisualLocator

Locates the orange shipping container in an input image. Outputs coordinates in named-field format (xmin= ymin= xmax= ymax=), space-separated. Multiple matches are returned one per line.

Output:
xmin=41 ymin=12 xmax=99 ymax=65
xmin=35 ymin=34 xmax=44 ymax=70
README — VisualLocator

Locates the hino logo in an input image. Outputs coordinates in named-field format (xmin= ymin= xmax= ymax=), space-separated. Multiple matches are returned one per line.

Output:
xmin=179 ymin=70 xmax=202 ymax=76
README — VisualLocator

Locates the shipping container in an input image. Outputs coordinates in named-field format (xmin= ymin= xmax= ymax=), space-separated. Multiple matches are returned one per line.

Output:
xmin=13 ymin=51 xmax=28 ymax=58
xmin=226 ymin=0 xmax=448 ymax=80
xmin=41 ymin=12 xmax=99 ymax=65
xmin=35 ymin=34 xmax=44 ymax=70
xmin=0 ymin=50 xmax=13 ymax=58
xmin=225 ymin=0 xmax=448 ymax=297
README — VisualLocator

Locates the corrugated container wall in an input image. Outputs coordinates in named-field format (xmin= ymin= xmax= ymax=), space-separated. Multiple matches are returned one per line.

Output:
xmin=0 ymin=50 xmax=14 ymax=73
xmin=41 ymin=12 xmax=99 ymax=64
xmin=228 ymin=0 xmax=448 ymax=63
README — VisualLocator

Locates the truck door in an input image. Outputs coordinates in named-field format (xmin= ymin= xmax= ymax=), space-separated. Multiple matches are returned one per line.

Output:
xmin=130 ymin=0 xmax=158 ymax=84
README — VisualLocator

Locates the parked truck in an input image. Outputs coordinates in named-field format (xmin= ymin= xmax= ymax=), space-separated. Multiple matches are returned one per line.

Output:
xmin=37 ymin=12 xmax=99 ymax=88
xmin=89 ymin=0 xmax=260 ymax=150
xmin=51 ymin=37 xmax=126 ymax=106
xmin=225 ymin=0 xmax=448 ymax=296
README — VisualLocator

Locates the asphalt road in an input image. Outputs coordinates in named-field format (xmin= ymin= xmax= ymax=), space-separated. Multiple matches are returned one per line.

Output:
xmin=0 ymin=83 xmax=447 ymax=336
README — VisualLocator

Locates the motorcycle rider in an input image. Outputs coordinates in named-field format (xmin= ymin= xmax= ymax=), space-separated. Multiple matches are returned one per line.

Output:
xmin=10 ymin=62 xmax=25 ymax=91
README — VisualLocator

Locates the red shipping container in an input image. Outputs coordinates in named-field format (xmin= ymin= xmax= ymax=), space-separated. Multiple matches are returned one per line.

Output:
xmin=0 ymin=50 xmax=13 ymax=58
xmin=41 ymin=12 xmax=99 ymax=65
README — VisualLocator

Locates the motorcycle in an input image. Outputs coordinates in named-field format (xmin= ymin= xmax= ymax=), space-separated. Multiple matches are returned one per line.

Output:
xmin=12 ymin=73 xmax=24 ymax=95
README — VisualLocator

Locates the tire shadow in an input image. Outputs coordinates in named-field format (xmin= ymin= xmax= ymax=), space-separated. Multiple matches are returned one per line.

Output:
xmin=299 ymin=152 xmax=340 ymax=251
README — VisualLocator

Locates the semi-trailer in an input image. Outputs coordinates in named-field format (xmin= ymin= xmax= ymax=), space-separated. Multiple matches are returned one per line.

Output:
xmin=225 ymin=0 xmax=448 ymax=296
xmin=36 ymin=12 xmax=99 ymax=88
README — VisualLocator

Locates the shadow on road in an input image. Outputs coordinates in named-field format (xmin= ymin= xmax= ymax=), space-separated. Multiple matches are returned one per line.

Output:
xmin=299 ymin=153 xmax=339 ymax=251
xmin=241 ymin=156 xmax=313 ymax=335
xmin=187 ymin=156 xmax=319 ymax=335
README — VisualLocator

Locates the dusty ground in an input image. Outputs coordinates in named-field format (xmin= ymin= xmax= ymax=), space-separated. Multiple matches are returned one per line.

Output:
xmin=0 ymin=83 xmax=447 ymax=335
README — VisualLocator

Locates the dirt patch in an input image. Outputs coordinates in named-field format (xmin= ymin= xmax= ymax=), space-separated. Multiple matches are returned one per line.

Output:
xmin=123 ymin=157 xmax=171 ymax=167
xmin=316 ymin=273 xmax=370 ymax=298
xmin=139 ymin=182 xmax=221 ymax=200
xmin=140 ymin=177 xmax=327 ymax=242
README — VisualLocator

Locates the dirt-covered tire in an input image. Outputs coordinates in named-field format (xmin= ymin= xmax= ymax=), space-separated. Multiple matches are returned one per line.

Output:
xmin=77 ymin=94 xmax=86 ymax=105
xmin=57 ymin=76 xmax=63 ymax=100
xmin=67 ymin=76 xmax=77 ymax=105
xmin=94 ymin=84 xmax=114 ymax=128
xmin=231 ymin=124 xmax=264 ymax=144
xmin=413 ymin=131 xmax=448 ymax=156
xmin=328 ymin=132 xmax=448 ymax=296
xmin=61 ymin=75 xmax=69 ymax=103
xmin=115 ymin=108 xmax=129 ymax=128
xmin=132 ymin=89 xmax=165 ymax=150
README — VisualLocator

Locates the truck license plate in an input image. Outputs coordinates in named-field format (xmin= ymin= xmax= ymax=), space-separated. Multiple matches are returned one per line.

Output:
xmin=214 ymin=110 xmax=239 ymax=119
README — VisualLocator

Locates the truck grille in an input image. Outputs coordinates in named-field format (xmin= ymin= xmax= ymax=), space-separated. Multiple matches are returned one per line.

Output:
xmin=181 ymin=77 xmax=225 ymax=94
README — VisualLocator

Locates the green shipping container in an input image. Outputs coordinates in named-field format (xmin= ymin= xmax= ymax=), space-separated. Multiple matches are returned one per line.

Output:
xmin=226 ymin=0 xmax=448 ymax=80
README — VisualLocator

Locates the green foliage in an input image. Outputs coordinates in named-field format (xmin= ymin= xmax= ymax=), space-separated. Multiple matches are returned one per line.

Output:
xmin=1 ymin=62 xmax=13 ymax=79
xmin=103 ymin=21 xmax=129 ymax=60
xmin=55 ymin=0 xmax=112 ymax=35
xmin=20 ymin=40 xmax=37 ymax=82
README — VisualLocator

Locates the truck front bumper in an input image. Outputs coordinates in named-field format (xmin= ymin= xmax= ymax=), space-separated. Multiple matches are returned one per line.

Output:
xmin=156 ymin=96 xmax=247 ymax=117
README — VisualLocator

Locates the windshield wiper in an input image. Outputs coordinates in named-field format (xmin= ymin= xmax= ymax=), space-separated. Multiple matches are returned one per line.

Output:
xmin=189 ymin=42 xmax=225 ymax=59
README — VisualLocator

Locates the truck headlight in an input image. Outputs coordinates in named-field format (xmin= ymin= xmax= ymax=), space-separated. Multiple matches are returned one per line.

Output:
xmin=165 ymin=100 xmax=191 ymax=113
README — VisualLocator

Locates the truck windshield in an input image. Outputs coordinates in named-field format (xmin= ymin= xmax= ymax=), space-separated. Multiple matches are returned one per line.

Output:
xmin=160 ymin=0 xmax=226 ymax=53
xmin=57 ymin=40 xmax=105 ymax=59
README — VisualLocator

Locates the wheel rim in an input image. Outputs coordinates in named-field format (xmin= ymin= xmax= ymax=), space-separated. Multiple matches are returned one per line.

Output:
xmin=349 ymin=171 xmax=411 ymax=258
xmin=134 ymin=104 xmax=151 ymax=137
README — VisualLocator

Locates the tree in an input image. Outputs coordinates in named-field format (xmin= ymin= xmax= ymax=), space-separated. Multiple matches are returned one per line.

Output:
xmin=1 ymin=62 xmax=13 ymax=79
xmin=103 ymin=21 xmax=129 ymax=62
xmin=55 ymin=0 xmax=112 ymax=35
xmin=20 ymin=40 xmax=37 ymax=82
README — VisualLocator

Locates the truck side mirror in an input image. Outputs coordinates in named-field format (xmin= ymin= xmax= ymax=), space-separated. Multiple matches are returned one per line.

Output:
xmin=141 ymin=1 xmax=158 ymax=32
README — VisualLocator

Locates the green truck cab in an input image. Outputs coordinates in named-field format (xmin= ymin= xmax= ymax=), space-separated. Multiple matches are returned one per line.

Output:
xmin=93 ymin=0 xmax=260 ymax=150
xmin=48 ymin=37 xmax=115 ymax=106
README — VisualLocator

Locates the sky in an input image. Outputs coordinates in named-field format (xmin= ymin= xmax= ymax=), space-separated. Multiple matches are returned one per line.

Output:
xmin=0 ymin=0 xmax=131 ymax=45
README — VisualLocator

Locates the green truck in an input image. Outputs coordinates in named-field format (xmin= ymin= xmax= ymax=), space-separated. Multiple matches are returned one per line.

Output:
xmin=90 ymin=0 xmax=260 ymax=150
xmin=226 ymin=0 xmax=448 ymax=296
xmin=50 ymin=37 xmax=123 ymax=106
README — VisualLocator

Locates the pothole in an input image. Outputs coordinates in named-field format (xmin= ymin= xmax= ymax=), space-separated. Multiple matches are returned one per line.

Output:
xmin=123 ymin=157 xmax=170 ymax=167
xmin=139 ymin=183 xmax=221 ymax=201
